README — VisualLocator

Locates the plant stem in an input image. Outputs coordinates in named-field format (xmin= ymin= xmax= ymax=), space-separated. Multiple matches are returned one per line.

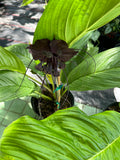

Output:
xmin=57 ymin=76 xmax=61 ymax=110
xmin=34 ymin=91 xmax=53 ymax=101
xmin=26 ymin=74 xmax=52 ymax=93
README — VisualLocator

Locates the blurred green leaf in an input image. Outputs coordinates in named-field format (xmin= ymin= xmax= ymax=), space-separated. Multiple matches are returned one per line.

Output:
xmin=21 ymin=0 xmax=34 ymax=6
xmin=1 ymin=107 xmax=120 ymax=159
xmin=0 ymin=153 xmax=14 ymax=160
xmin=0 ymin=46 xmax=26 ymax=73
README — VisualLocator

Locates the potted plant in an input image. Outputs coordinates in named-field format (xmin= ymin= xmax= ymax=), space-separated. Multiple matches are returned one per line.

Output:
xmin=0 ymin=0 xmax=120 ymax=159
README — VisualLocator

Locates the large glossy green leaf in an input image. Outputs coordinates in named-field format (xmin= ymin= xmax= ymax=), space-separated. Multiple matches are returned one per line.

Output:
xmin=62 ymin=47 xmax=120 ymax=91
xmin=33 ymin=0 xmax=120 ymax=48
xmin=1 ymin=107 xmax=120 ymax=159
xmin=0 ymin=46 xmax=26 ymax=73
xmin=0 ymin=70 xmax=36 ymax=102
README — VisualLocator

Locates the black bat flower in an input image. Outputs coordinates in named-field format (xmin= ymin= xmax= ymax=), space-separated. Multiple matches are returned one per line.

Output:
xmin=28 ymin=39 xmax=78 ymax=76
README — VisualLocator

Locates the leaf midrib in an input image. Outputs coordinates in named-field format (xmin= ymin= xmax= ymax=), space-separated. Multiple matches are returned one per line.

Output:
xmin=69 ymin=2 xmax=120 ymax=47
xmin=88 ymin=134 xmax=120 ymax=159
xmin=68 ymin=66 xmax=120 ymax=85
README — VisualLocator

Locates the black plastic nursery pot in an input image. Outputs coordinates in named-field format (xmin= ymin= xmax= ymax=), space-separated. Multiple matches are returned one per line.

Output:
xmin=31 ymin=85 xmax=74 ymax=119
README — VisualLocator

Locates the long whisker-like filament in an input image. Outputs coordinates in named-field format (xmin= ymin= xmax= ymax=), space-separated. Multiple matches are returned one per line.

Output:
xmin=16 ymin=59 xmax=34 ymax=94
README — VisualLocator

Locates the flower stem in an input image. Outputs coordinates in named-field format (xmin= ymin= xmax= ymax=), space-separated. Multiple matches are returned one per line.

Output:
xmin=26 ymin=74 xmax=53 ymax=94
xmin=34 ymin=91 xmax=53 ymax=101
xmin=57 ymin=76 xmax=61 ymax=110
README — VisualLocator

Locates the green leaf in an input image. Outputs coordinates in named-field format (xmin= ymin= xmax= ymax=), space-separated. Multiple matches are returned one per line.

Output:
xmin=5 ymin=43 xmax=43 ymax=75
xmin=0 ymin=70 xmax=36 ymax=102
xmin=0 ymin=46 xmax=26 ymax=73
xmin=0 ymin=153 xmax=14 ymax=160
xmin=33 ymin=0 xmax=120 ymax=48
xmin=66 ymin=47 xmax=120 ymax=91
xmin=5 ymin=44 xmax=32 ymax=67
xmin=21 ymin=0 xmax=34 ymax=6
xmin=61 ymin=45 xmax=98 ymax=82
xmin=69 ymin=31 xmax=93 ymax=49
xmin=1 ymin=107 xmax=120 ymax=159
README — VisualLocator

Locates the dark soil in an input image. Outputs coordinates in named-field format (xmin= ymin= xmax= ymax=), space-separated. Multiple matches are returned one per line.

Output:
xmin=31 ymin=85 xmax=74 ymax=118
xmin=105 ymin=102 xmax=120 ymax=112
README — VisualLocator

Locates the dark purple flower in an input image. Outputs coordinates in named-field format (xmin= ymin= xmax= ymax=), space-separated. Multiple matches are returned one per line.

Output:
xmin=28 ymin=39 xmax=77 ymax=76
